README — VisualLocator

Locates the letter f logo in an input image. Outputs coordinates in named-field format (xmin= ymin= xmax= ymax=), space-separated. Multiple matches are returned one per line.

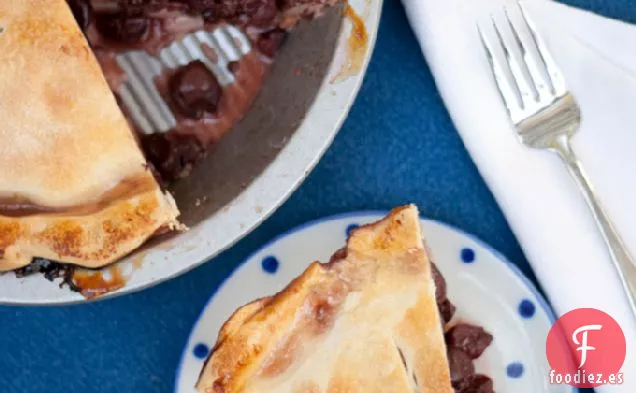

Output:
xmin=572 ymin=324 xmax=602 ymax=368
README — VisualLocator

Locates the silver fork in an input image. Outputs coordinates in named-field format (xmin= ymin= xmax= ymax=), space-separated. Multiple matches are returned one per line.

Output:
xmin=478 ymin=3 xmax=636 ymax=317
xmin=116 ymin=24 xmax=251 ymax=135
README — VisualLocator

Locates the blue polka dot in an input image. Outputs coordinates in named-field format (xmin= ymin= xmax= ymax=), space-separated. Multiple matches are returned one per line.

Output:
xmin=507 ymin=362 xmax=524 ymax=378
xmin=346 ymin=223 xmax=359 ymax=237
xmin=193 ymin=343 xmax=209 ymax=359
xmin=460 ymin=248 xmax=475 ymax=263
xmin=518 ymin=299 xmax=536 ymax=318
xmin=261 ymin=256 xmax=279 ymax=274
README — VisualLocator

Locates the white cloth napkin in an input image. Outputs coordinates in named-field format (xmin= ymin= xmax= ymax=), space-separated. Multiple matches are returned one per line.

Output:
xmin=401 ymin=0 xmax=636 ymax=391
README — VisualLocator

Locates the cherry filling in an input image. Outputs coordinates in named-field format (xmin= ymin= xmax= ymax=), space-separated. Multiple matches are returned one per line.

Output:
xmin=68 ymin=0 xmax=93 ymax=32
xmin=445 ymin=324 xmax=493 ymax=360
xmin=453 ymin=374 xmax=495 ymax=393
xmin=237 ymin=0 xmax=278 ymax=26
xmin=179 ymin=0 xmax=279 ymax=25
xmin=95 ymin=13 xmax=151 ymax=43
xmin=430 ymin=263 xmax=495 ymax=393
xmin=169 ymin=61 xmax=223 ymax=120
xmin=256 ymin=28 xmax=287 ymax=57
xmin=141 ymin=133 xmax=206 ymax=182
xmin=13 ymin=259 xmax=81 ymax=292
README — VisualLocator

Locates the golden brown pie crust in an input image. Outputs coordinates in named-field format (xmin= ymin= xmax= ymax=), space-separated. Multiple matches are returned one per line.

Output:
xmin=196 ymin=205 xmax=454 ymax=393
xmin=0 ymin=0 xmax=180 ymax=271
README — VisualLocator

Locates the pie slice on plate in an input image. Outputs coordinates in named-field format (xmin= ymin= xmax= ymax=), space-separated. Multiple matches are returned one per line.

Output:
xmin=0 ymin=0 xmax=180 ymax=271
xmin=196 ymin=205 xmax=454 ymax=393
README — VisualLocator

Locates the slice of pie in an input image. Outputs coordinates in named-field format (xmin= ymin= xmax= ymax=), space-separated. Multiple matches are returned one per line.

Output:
xmin=0 ymin=0 xmax=180 ymax=271
xmin=196 ymin=205 xmax=455 ymax=393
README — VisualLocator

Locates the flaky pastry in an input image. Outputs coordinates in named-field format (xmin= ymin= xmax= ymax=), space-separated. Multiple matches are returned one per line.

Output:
xmin=0 ymin=0 xmax=180 ymax=271
xmin=196 ymin=205 xmax=454 ymax=393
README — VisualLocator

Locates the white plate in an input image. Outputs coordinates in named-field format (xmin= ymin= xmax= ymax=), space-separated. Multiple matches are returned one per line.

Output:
xmin=175 ymin=212 xmax=574 ymax=393
xmin=0 ymin=0 xmax=383 ymax=305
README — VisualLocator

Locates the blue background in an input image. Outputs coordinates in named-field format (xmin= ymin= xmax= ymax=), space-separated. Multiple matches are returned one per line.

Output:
xmin=0 ymin=1 xmax=629 ymax=392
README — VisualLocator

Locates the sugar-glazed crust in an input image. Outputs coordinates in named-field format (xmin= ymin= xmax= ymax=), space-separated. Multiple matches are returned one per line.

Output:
xmin=196 ymin=205 xmax=453 ymax=393
xmin=0 ymin=0 xmax=180 ymax=270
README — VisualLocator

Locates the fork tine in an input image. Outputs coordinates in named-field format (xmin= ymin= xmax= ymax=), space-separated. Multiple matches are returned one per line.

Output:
xmin=491 ymin=16 xmax=536 ymax=111
xmin=504 ymin=8 xmax=550 ymax=101
xmin=518 ymin=2 xmax=567 ymax=95
xmin=478 ymin=24 xmax=523 ymax=119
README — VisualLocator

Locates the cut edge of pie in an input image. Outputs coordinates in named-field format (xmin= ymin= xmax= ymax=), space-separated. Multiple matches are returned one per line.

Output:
xmin=0 ymin=0 xmax=181 ymax=271
xmin=195 ymin=205 xmax=454 ymax=393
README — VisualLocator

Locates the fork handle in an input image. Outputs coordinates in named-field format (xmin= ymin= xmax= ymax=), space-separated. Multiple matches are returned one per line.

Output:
xmin=553 ymin=134 xmax=636 ymax=318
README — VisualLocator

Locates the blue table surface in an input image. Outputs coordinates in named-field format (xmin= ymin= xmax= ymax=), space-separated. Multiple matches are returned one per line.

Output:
xmin=0 ymin=1 xmax=631 ymax=392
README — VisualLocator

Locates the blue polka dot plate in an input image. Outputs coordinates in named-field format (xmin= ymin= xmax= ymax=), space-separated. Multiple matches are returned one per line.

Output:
xmin=175 ymin=212 xmax=574 ymax=393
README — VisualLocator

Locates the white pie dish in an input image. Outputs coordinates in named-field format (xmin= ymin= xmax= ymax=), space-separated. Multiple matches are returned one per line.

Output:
xmin=0 ymin=0 xmax=383 ymax=305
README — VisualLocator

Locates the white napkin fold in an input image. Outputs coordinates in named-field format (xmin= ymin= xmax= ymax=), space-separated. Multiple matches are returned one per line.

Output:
xmin=401 ymin=0 xmax=636 ymax=391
